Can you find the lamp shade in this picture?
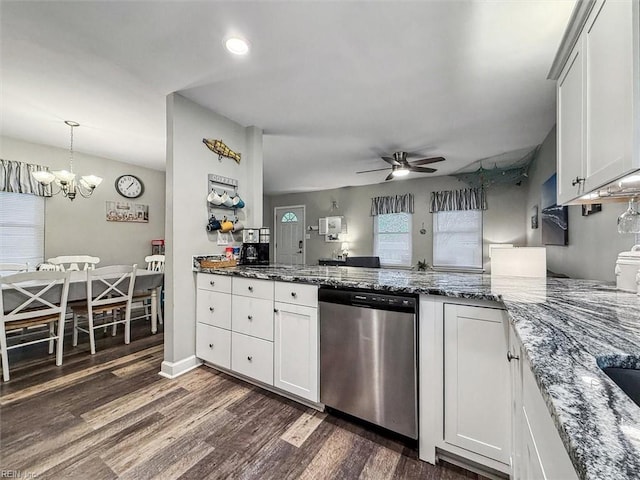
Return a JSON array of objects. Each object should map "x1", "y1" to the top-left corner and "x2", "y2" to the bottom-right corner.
[
  {"x1": 81, "y1": 175, "x2": 103, "y2": 188},
  {"x1": 52, "y1": 170, "x2": 76, "y2": 184},
  {"x1": 341, "y1": 242, "x2": 349, "y2": 251},
  {"x1": 32, "y1": 170, "x2": 56, "y2": 185}
]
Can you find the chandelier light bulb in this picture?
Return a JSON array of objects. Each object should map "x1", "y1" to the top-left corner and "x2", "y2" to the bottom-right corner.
[{"x1": 225, "y1": 37, "x2": 250, "y2": 55}]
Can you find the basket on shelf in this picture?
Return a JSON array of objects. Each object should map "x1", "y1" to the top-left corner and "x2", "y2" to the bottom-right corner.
[{"x1": 200, "y1": 258, "x2": 237, "y2": 269}]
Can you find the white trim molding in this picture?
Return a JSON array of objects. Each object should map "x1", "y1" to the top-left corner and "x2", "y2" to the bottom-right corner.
[{"x1": 159, "y1": 355, "x2": 203, "y2": 379}]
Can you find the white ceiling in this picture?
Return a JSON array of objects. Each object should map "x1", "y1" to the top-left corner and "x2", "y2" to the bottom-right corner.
[{"x1": 0, "y1": 0, "x2": 575, "y2": 195}]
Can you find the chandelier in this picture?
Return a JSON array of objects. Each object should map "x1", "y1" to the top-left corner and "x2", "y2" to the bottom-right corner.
[{"x1": 32, "y1": 120, "x2": 103, "y2": 200}]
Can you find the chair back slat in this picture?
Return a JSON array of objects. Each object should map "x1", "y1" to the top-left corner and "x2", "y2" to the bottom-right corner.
[
  {"x1": 144, "y1": 255, "x2": 165, "y2": 273},
  {"x1": 1, "y1": 271, "x2": 71, "y2": 324},
  {"x1": 86, "y1": 265, "x2": 137, "y2": 311},
  {"x1": 48, "y1": 255, "x2": 100, "y2": 272}
]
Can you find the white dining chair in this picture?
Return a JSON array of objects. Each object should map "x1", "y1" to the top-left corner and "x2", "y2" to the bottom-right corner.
[
  {"x1": 71, "y1": 265, "x2": 137, "y2": 355},
  {"x1": 0, "y1": 263, "x2": 29, "y2": 274},
  {"x1": 0, "y1": 271, "x2": 71, "y2": 381},
  {"x1": 130, "y1": 255, "x2": 165, "y2": 332},
  {"x1": 47, "y1": 255, "x2": 100, "y2": 272}
]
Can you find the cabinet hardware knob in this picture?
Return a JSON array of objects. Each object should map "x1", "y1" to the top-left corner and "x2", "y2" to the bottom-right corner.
[
  {"x1": 507, "y1": 351, "x2": 520, "y2": 362},
  {"x1": 210, "y1": 281, "x2": 215, "y2": 286},
  {"x1": 247, "y1": 356, "x2": 252, "y2": 361},
  {"x1": 248, "y1": 315, "x2": 253, "y2": 320},
  {"x1": 274, "y1": 308, "x2": 279, "y2": 313},
  {"x1": 248, "y1": 286, "x2": 254, "y2": 292},
  {"x1": 209, "y1": 343, "x2": 214, "y2": 348},
  {"x1": 291, "y1": 292, "x2": 297, "y2": 298},
  {"x1": 209, "y1": 307, "x2": 214, "y2": 312},
  {"x1": 571, "y1": 177, "x2": 585, "y2": 186}
]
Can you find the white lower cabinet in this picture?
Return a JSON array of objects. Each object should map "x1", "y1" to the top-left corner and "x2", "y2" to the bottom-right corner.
[
  {"x1": 509, "y1": 326, "x2": 578, "y2": 480},
  {"x1": 273, "y1": 301, "x2": 319, "y2": 402},
  {"x1": 231, "y1": 332, "x2": 274, "y2": 385},
  {"x1": 443, "y1": 303, "x2": 511, "y2": 465},
  {"x1": 196, "y1": 323, "x2": 231, "y2": 369}
]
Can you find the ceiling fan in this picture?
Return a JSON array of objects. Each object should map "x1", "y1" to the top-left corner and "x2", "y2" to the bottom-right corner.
[{"x1": 356, "y1": 151, "x2": 445, "y2": 181}]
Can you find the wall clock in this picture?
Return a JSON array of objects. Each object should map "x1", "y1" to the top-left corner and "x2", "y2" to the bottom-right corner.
[{"x1": 115, "y1": 174, "x2": 144, "y2": 199}]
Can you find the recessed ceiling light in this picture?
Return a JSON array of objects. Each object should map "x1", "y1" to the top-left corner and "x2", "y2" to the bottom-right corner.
[{"x1": 225, "y1": 37, "x2": 250, "y2": 56}]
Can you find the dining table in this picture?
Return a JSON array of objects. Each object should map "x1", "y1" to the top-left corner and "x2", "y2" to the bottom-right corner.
[{"x1": 1, "y1": 269, "x2": 165, "y2": 334}]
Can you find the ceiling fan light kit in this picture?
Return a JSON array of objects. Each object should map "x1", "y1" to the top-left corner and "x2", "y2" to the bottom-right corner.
[{"x1": 356, "y1": 151, "x2": 446, "y2": 181}]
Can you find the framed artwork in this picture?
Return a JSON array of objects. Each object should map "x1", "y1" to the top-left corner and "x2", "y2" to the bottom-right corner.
[
  {"x1": 541, "y1": 174, "x2": 568, "y2": 246},
  {"x1": 531, "y1": 205, "x2": 539, "y2": 229},
  {"x1": 106, "y1": 201, "x2": 149, "y2": 223},
  {"x1": 582, "y1": 203, "x2": 602, "y2": 216}
]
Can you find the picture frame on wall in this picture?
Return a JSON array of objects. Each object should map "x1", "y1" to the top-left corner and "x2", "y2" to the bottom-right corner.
[
  {"x1": 540, "y1": 174, "x2": 568, "y2": 246},
  {"x1": 106, "y1": 201, "x2": 149, "y2": 223},
  {"x1": 531, "y1": 205, "x2": 539, "y2": 229}
]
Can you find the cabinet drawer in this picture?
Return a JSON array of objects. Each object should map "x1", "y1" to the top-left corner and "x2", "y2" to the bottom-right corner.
[
  {"x1": 197, "y1": 273, "x2": 232, "y2": 293},
  {"x1": 232, "y1": 277, "x2": 274, "y2": 300},
  {"x1": 232, "y1": 296, "x2": 274, "y2": 341},
  {"x1": 231, "y1": 332, "x2": 274, "y2": 385},
  {"x1": 275, "y1": 281, "x2": 318, "y2": 307},
  {"x1": 196, "y1": 290, "x2": 231, "y2": 329},
  {"x1": 196, "y1": 323, "x2": 231, "y2": 369}
]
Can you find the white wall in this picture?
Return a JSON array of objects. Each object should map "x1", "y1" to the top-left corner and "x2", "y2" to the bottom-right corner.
[
  {"x1": 163, "y1": 93, "x2": 263, "y2": 376},
  {"x1": 0, "y1": 135, "x2": 165, "y2": 266},
  {"x1": 265, "y1": 175, "x2": 526, "y2": 271},
  {"x1": 525, "y1": 127, "x2": 630, "y2": 281}
]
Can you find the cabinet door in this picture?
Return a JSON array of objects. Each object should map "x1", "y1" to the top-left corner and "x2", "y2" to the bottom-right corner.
[
  {"x1": 274, "y1": 302, "x2": 318, "y2": 402},
  {"x1": 585, "y1": 0, "x2": 634, "y2": 188},
  {"x1": 196, "y1": 323, "x2": 231, "y2": 369},
  {"x1": 509, "y1": 326, "x2": 524, "y2": 480},
  {"x1": 557, "y1": 41, "x2": 585, "y2": 205},
  {"x1": 444, "y1": 304, "x2": 510, "y2": 465},
  {"x1": 196, "y1": 290, "x2": 231, "y2": 329}
]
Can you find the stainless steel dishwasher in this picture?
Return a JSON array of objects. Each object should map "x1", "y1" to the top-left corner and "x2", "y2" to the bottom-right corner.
[{"x1": 319, "y1": 288, "x2": 418, "y2": 439}]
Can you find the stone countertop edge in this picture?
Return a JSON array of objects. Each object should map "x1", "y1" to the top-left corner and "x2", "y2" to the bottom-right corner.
[{"x1": 193, "y1": 262, "x2": 640, "y2": 480}]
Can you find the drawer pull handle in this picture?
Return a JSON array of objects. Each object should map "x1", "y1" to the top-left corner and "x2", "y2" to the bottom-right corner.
[
  {"x1": 247, "y1": 356, "x2": 253, "y2": 362},
  {"x1": 247, "y1": 315, "x2": 253, "y2": 320},
  {"x1": 248, "y1": 286, "x2": 254, "y2": 292},
  {"x1": 210, "y1": 280, "x2": 215, "y2": 286},
  {"x1": 209, "y1": 307, "x2": 214, "y2": 312},
  {"x1": 507, "y1": 351, "x2": 520, "y2": 362},
  {"x1": 209, "y1": 343, "x2": 214, "y2": 349},
  {"x1": 571, "y1": 176, "x2": 585, "y2": 187},
  {"x1": 291, "y1": 292, "x2": 297, "y2": 298}
]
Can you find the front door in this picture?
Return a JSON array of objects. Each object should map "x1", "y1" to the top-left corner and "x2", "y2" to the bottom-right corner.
[{"x1": 275, "y1": 206, "x2": 305, "y2": 265}]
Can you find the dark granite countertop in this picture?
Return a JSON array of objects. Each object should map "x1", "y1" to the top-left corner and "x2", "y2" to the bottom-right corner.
[{"x1": 193, "y1": 261, "x2": 640, "y2": 480}]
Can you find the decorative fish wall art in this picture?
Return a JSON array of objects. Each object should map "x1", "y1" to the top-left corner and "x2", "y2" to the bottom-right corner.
[{"x1": 203, "y1": 138, "x2": 242, "y2": 164}]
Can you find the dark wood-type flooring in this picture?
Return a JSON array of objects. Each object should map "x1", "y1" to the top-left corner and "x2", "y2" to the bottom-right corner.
[{"x1": 1, "y1": 321, "x2": 489, "y2": 479}]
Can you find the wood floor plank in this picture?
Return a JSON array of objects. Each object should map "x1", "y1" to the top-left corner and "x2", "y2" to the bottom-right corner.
[
  {"x1": 40, "y1": 453, "x2": 118, "y2": 480},
  {"x1": 111, "y1": 356, "x2": 161, "y2": 377},
  {"x1": 297, "y1": 427, "x2": 358, "y2": 480},
  {"x1": 0, "y1": 344, "x2": 163, "y2": 406},
  {"x1": 359, "y1": 445, "x2": 402, "y2": 480},
  {"x1": 280, "y1": 408, "x2": 327, "y2": 448}
]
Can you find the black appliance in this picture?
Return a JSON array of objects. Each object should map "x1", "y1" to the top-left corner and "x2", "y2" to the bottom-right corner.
[{"x1": 239, "y1": 228, "x2": 270, "y2": 265}]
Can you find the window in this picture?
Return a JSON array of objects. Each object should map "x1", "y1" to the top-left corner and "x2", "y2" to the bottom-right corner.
[
  {"x1": 432, "y1": 210, "x2": 483, "y2": 270},
  {"x1": 0, "y1": 191, "x2": 45, "y2": 267},
  {"x1": 374, "y1": 213, "x2": 412, "y2": 267},
  {"x1": 281, "y1": 211, "x2": 298, "y2": 223}
]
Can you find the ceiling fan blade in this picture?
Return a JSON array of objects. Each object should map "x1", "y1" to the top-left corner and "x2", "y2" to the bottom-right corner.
[
  {"x1": 410, "y1": 156, "x2": 446, "y2": 166},
  {"x1": 409, "y1": 166, "x2": 437, "y2": 173},
  {"x1": 382, "y1": 156, "x2": 400, "y2": 166},
  {"x1": 385, "y1": 172, "x2": 394, "y2": 181},
  {"x1": 356, "y1": 168, "x2": 392, "y2": 174}
]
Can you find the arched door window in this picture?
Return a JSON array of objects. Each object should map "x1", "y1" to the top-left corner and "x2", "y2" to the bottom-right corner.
[{"x1": 281, "y1": 212, "x2": 298, "y2": 223}]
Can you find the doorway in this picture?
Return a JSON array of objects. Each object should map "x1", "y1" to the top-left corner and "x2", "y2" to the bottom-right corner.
[{"x1": 274, "y1": 205, "x2": 306, "y2": 265}]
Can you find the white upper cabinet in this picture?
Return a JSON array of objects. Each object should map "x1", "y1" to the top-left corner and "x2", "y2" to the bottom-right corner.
[{"x1": 553, "y1": 0, "x2": 639, "y2": 204}]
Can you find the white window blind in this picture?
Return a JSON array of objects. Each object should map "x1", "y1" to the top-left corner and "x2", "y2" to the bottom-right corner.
[
  {"x1": 374, "y1": 213, "x2": 412, "y2": 267},
  {"x1": 0, "y1": 191, "x2": 45, "y2": 267},
  {"x1": 433, "y1": 210, "x2": 483, "y2": 270}
]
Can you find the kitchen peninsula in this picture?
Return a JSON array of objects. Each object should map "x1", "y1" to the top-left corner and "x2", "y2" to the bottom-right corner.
[{"x1": 193, "y1": 260, "x2": 640, "y2": 480}]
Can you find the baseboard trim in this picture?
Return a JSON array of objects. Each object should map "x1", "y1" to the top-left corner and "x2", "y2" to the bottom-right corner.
[{"x1": 159, "y1": 355, "x2": 202, "y2": 379}]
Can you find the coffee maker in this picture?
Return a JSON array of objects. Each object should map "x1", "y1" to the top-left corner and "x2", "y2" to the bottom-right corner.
[{"x1": 239, "y1": 228, "x2": 270, "y2": 265}]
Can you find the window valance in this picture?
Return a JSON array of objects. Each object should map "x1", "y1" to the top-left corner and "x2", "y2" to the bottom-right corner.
[
  {"x1": 370, "y1": 194, "x2": 414, "y2": 216},
  {"x1": 0, "y1": 159, "x2": 51, "y2": 197},
  {"x1": 429, "y1": 187, "x2": 486, "y2": 213}
]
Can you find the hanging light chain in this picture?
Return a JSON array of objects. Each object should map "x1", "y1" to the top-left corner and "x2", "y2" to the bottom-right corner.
[{"x1": 68, "y1": 122, "x2": 74, "y2": 174}]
